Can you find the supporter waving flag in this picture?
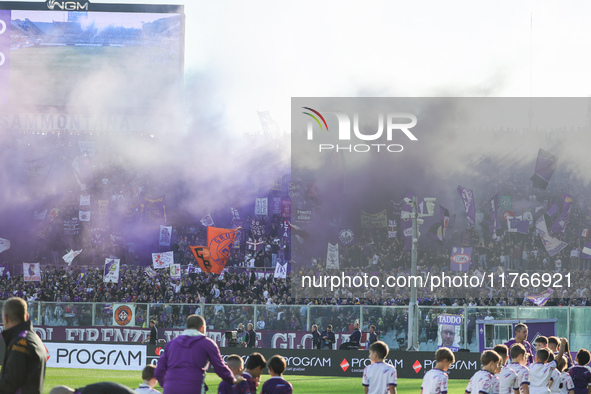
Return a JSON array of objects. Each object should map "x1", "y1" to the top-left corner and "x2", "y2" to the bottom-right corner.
[
  {"x1": 530, "y1": 148, "x2": 558, "y2": 190},
  {"x1": 207, "y1": 227, "x2": 239, "y2": 274},
  {"x1": 0, "y1": 237, "x2": 10, "y2": 253},
  {"x1": 62, "y1": 249, "x2": 82, "y2": 266},
  {"x1": 457, "y1": 185, "x2": 475, "y2": 227},
  {"x1": 525, "y1": 289, "x2": 554, "y2": 306}
]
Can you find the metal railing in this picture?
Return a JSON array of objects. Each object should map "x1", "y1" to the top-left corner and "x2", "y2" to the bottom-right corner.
[{"x1": 2, "y1": 301, "x2": 587, "y2": 351}]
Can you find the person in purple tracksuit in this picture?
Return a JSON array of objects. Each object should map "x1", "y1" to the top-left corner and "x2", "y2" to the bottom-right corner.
[{"x1": 155, "y1": 315, "x2": 242, "y2": 394}]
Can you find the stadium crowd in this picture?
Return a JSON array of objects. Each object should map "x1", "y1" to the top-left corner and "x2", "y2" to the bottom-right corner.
[{"x1": 2, "y1": 130, "x2": 591, "y2": 333}]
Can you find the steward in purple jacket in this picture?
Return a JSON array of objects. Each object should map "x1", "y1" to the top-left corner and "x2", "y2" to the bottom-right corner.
[{"x1": 155, "y1": 315, "x2": 240, "y2": 394}]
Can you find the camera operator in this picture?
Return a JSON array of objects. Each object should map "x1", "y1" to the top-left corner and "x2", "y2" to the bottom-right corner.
[{"x1": 236, "y1": 323, "x2": 248, "y2": 347}]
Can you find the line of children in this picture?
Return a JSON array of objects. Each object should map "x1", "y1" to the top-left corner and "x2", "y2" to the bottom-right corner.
[
  {"x1": 243, "y1": 353, "x2": 267, "y2": 393},
  {"x1": 508, "y1": 342, "x2": 531, "y2": 394},
  {"x1": 568, "y1": 349, "x2": 591, "y2": 394},
  {"x1": 261, "y1": 355, "x2": 293, "y2": 394},
  {"x1": 535, "y1": 337, "x2": 549, "y2": 352},
  {"x1": 548, "y1": 354, "x2": 574, "y2": 394},
  {"x1": 207, "y1": 339, "x2": 591, "y2": 394},
  {"x1": 493, "y1": 344, "x2": 519, "y2": 394},
  {"x1": 421, "y1": 347, "x2": 455, "y2": 394},
  {"x1": 135, "y1": 365, "x2": 160, "y2": 394},
  {"x1": 362, "y1": 340, "x2": 398, "y2": 394},
  {"x1": 218, "y1": 355, "x2": 250, "y2": 394},
  {"x1": 216, "y1": 353, "x2": 293, "y2": 394},
  {"x1": 529, "y1": 338, "x2": 566, "y2": 394},
  {"x1": 465, "y1": 350, "x2": 501, "y2": 394}
]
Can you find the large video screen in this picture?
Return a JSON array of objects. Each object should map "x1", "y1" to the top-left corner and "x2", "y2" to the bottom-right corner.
[{"x1": 0, "y1": 1, "x2": 184, "y2": 109}]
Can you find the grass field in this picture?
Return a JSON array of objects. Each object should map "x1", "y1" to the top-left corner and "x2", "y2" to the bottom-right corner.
[
  {"x1": 9, "y1": 46, "x2": 179, "y2": 107},
  {"x1": 44, "y1": 367, "x2": 470, "y2": 393}
]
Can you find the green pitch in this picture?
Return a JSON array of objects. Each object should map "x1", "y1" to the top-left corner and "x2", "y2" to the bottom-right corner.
[
  {"x1": 9, "y1": 46, "x2": 178, "y2": 107},
  {"x1": 44, "y1": 367, "x2": 469, "y2": 393}
]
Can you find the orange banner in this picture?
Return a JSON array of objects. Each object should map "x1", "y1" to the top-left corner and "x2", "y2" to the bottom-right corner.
[
  {"x1": 206, "y1": 226, "x2": 239, "y2": 274},
  {"x1": 189, "y1": 246, "x2": 213, "y2": 273}
]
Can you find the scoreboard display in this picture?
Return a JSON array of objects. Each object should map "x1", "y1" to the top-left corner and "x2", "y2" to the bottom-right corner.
[{"x1": 0, "y1": 1, "x2": 184, "y2": 110}]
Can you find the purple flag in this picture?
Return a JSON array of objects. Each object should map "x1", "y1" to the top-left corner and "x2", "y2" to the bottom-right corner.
[
  {"x1": 546, "y1": 202, "x2": 559, "y2": 218},
  {"x1": 427, "y1": 222, "x2": 443, "y2": 244},
  {"x1": 530, "y1": 148, "x2": 558, "y2": 190},
  {"x1": 145, "y1": 267, "x2": 158, "y2": 278},
  {"x1": 271, "y1": 197, "x2": 282, "y2": 214},
  {"x1": 550, "y1": 193, "x2": 573, "y2": 234},
  {"x1": 582, "y1": 242, "x2": 591, "y2": 259},
  {"x1": 76, "y1": 268, "x2": 86, "y2": 285},
  {"x1": 450, "y1": 247, "x2": 472, "y2": 272},
  {"x1": 517, "y1": 220, "x2": 529, "y2": 234},
  {"x1": 525, "y1": 289, "x2": 554, "y2": 306},
  {"x1": 401, "y1": 192, "x2": 414, "y2": 251},
  {"x1": 457, "y1": 186, "x2": 475, "y2": 227},
  {"x1": 535, "y1": 216, "x2": 568, "y2": 257}
]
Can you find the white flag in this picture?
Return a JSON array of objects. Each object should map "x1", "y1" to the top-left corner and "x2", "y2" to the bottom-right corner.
[
  {"x1": 200, "y1": 213, "x2": 214, "y2": 227},
  {"x1": 255, "y1": 197, "x2": 268, "y2": 216},
  {"x1": 23, "y1": 263, "x2": 41, "y2": 281},
  {"x1": 103, "y1": 259, "x2": 120, "y2": 283},
  {"x1": 152, "y1": 251, "x2": 173, "y2": 269},
  {"x1": 159, "y1": 225, "x2": 172, "y2": 246},
  {"x1": 535, "y1": 216, "x2": 568, "y2": 256},
  {"x1": 326, "y1": 243, "x2": 340, "y2": 269},
  {"x1": 0, "y1": 238, "x2": 10, "y2": 253},
  {"x1": 62, "y1": 249, "x2": 82, "y2": 265},
  {"x1": 80, "y1": 195, "x2": 91, "y2": 206},
  {"x1": 33, "y1": 210, "x2": 47, "y2": 220},
  {"x1": 79, "y1": 211, "x2": 91, "y2": 222},
  {"x1": 170, "y1": 263, "x2": 181, "y2": 279},
  {"x1": 274, "y1": 261, "x2": 287, "y2": 278}
]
